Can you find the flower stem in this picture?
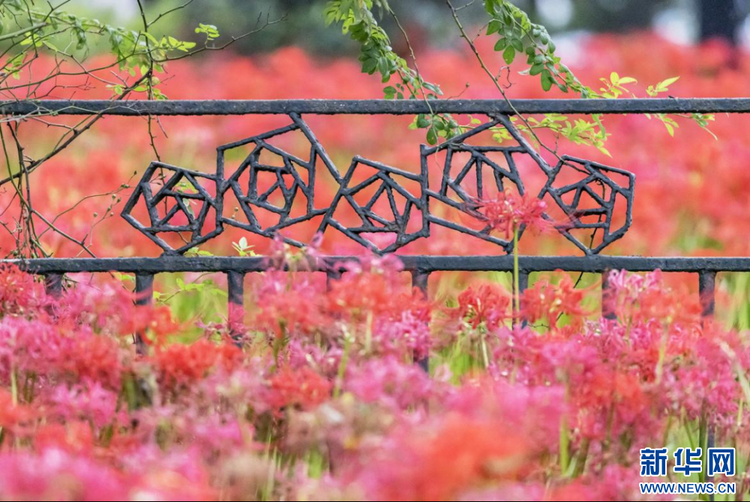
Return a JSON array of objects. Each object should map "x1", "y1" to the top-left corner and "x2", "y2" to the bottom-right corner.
[
  {"x1": 513, "y1": 226, "x2": 520, "y2": 318},
  {"x1": 560, "y1": 378, "x2": 570, "y2": 475},
  {"x1": 333, "y1": 330, "x2": 352, "y2": 398},
  {"x1": 10, "y1": 367, "x2": 17, "y2": 406}
]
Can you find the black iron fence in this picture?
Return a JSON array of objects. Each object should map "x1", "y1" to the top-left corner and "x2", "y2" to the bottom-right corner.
[{"x1": 1, "y1": 98, "x2": 748, "y2": 325}]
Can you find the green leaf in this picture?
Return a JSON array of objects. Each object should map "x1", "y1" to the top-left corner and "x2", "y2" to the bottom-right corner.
[
  {"x1": 503, "y1": 46, "x2": 516, "y2": 65},
  {"x1": 426, "y1": 126, "x2": 437, "y2": 145},
  {"x1": 541, "y1": 70, "x2": 553, "y2": 92},
  {"x1": 659, "y1": 76, "x2": 680, "y2": 89}
]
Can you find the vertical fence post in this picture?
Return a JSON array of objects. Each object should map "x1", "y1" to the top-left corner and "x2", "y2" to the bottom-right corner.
[
  {"x1": 227, "y1": 271, "x2": 245, "y2": 347},
  {"x1": 44, "y1": 273, "x2": 64, "y2": 298},
  {"x1": 699, "y1": 271, "x2": 716, "y2": 319},
  {"x1": 602, "y1": 269, "x2": 617, "y2": 320},
  {"x1": 134, "y1": 273, "x2": 154, "y2": 356},
  {"x1": 411, "y1": 270, "x2": 430, "y2": 372},
  {"x1": 699, "y1": 270, "x2": 717, "y2": 496},
  {"x1": 326, "y1": 269, "x2": 341, "y2": 291},
  {"x1": 516, "y1": 271, "x2": 529, "y2": 328}
]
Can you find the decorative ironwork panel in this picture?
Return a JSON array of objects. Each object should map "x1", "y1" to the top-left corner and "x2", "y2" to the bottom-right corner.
[
  {"x1": 122, "y1": 162, "x2": 222, "y2": 254},
  {"x1": 122, "y1": 113, "x2": 636, "y2": 256},
  {"x1": 541, "y1": 156, "x2": 635, "y2": 255},
  {"x1": 217, "y1": 113, "x2": 341, "y2": 248},
  {"x1": 322, "y1": 156, "x2": 428, "y2": 253}
]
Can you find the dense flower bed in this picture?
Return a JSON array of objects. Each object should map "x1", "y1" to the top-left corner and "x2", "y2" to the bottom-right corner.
[{"x1": 0, "y1": 249, "x2": 747, "y2": 499}]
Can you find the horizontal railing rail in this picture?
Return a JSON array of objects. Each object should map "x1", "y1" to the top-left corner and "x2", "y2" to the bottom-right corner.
[
  {"x1": 6, "y1": 255, "x2": 750, "y2": 274},
  {"x1": 2, "y1": 98, "x2": 750, "y2": 116}
]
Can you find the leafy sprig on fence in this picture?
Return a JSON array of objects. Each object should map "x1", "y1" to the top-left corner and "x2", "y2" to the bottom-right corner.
[
  {"x1": 325, "y1": 0, "x2": 460, "y2": 144},
  {"x1": 327, "y1": 0, "x2": 715, "y2": 153}
]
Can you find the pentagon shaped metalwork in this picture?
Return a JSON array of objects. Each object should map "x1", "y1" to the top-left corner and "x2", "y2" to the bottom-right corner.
[
  {"x1": 121, "y1": 162, "x2": 222, "y2": 255},
  {"x1": 421, "y1": 115, "x2": 551, "y2": 253},
  {"x1": 322, "y1": 156, "x2": 428, "y2": 254},
  {"x1": 217, "y1": 113, "x2": 342, "y2": 247},
  {"x1": 540, "y1": 155, "x2": 635, "y2": 255}
]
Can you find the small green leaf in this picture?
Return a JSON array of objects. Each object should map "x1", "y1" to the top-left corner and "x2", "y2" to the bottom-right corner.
[
  {"x1": 541, "y1": 70, "x2": 553, "y2": 92},
  {"x1": 426, "y1": 127, "x2": 437, "y2": 145}
]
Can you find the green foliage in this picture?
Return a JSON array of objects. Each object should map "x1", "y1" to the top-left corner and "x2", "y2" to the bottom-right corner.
[
  {"x1": 485, "y1": 0, "x2": 584, "y2": 95},
  {"x1": 195, "y1": 23, "x2": 220, "y2": 41},
  {"x1": 325, "y1": 0, "x2": 717, "y2": 153},
  {"x1": 232, "y1": 237, "x2": 256, "y2": 257},
  {"x1": 0, "y1": 0, "x2": 214, "y2": 100},
  {"x1": 325, "y1": 0, "x2": 460, "y2": 144}
]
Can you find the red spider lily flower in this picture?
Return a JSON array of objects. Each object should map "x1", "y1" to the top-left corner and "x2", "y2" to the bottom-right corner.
[
  {"x1": 605, "y1": 270, "x2": 702, "y2": 325},
  {"x1": 359, "y1": 415, "x2": 530, "y2": 501},
  {"x1": 0, "y1": 449, "x2": 129, "y2": 500},
  {"x1": 154, "y1": 339, "x2": 242, "y2": 389},
  {"x1": 344, "y1": 356, "x2": 438, "y2": 410},
  {"x1": 256, "y1": 287, "x2": 329, "y2": 339},
  {"x1": 372, "y1": 311, "x2": 433, "y2": 360},
  {"x1": 0, "y1": 265, "x2": 49, "y2": 316},
  {"x1": 475, "y1": 189, "x2": 551, "y2": 238},
  {"x1": 455, "y1": 283, "x2": 512, "y2": 331},
  {"x1": 0, "y1": 388, "x2": 35, "y2": 432},
  {"x1": 34, "y1": 422, "x2": 96, "y2": 455},
  {"x1": 265, "y1": 366, "x2": 331, "y2": 413},
  {"x1": 521, "y1": 274, "x2": 592, "y2": 328},
  {"x1": 57, "y1": 334, "x2": 125, "y2": 390},
  {"x1": 254, "y1": 269, "x2": 329, "y2": 338},
  {"x1": 326, "y1": 254, "x2": 408, "y2": 320}
]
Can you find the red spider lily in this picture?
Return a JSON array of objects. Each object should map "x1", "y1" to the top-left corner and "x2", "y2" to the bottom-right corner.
[
  {"x1": 344, "y1": 356, "x2": 437, "y2": 410},
  {"x1": 605, "y1": 269, "x2": 702, "y2": 325},
  {"x1": 455, "y1": 283, "x2": 512, "y2": 331},
  {"x1": 256, "y1": 287, "x2": 329, "y2": 339},
  {"x1": 265, "y1": 366, "x2": 331, "y2": 413},
  {"x1": 34, "y1": 422, "x2": 97, "y2": 455},
  {"x1": 325, "y1": 254, "x2": 410, "y2": 320},
  {"x1": 521, "y1": 275, "x2": 593, "y2": 328},
  {"x1": 0, "y1": 388, "x2": 35, "y2": 432},
  {"x1": 359, "y1": 415, "x2": 530, "y2": 501},
  {"x1": 56, "y1": 335, "x2": 125, "y2": 390},
  {"x1": 0, "y1": 266, "x2": 49, "y2": 316},
  {"x1": 476, "y1": 190, "x2": 551, "y2": 238},
  {"x1": 154, "y1": 339, "x2": 242, "y2": 389}
]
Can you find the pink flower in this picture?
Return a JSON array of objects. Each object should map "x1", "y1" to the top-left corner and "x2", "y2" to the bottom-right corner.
[
  {"x1": 49, "y1": 380, "x2": 122, "y2": 429},
  {"x1": 345, "y1": 356, "x2": 438, "y2": 410}
]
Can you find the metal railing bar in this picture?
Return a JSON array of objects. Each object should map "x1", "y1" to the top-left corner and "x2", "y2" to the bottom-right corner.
[
  {"x1": 6, "y1": 256, "x2": 750, "y2": 274},
  {"x1": 43, "y1": 273, "x2": 64, "y2": 298},
  {"x1": 2, "y1": 98, "x2": 750, "y2": 116},
  {"x1": 134, "y1": 273, "x2": 154, "y2": 356},
  {"x1": 602, "y1": 269, "x2": 617, "y2": 320},
  {"x1": 226, "y1": 271, "x2": 245, "y2": 347},
  {"x1": 699, "y1": 270, "x2": 717, "y2": 319},
  {"x1": 410, "y1": 270, "x2": 431, "y2": 373}
]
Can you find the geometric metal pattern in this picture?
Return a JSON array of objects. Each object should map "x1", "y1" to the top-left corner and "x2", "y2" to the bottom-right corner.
[
  {"x1": 217, "y1": 113, "x2": 341, "y2": 247},
  {"x1": 421, "y1": 116, "x2": 546, "y2": 253},
  {"x1": 322, "y1": 156, "x2": 428, "y2": 253},
  {"x1": 122, "y1": 113, "x2": 636, "y2": 256},
  {"x1": 121, "y1": 161, "x2": 222, "y2": 254},
  {"x1": 540, "y1": 155, "x2": 635, "y2": 255}
]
